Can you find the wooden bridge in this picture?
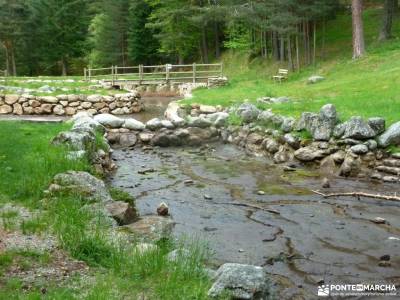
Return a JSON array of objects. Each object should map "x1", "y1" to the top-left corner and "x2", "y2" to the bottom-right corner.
[{"x1": 84, "y1": 63, "x2": 223, "y2": 85}]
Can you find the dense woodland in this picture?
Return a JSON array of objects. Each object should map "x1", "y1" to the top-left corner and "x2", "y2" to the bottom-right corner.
[{"x1": 0, "y1": 0, "x2": 398, "y2": 76}]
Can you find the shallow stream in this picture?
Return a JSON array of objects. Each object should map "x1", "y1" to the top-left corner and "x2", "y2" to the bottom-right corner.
[{"x1": 108, "y1": 97, "x2": 400, "y2": 299}]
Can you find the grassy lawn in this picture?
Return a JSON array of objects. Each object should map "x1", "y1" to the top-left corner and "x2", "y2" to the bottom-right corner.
[
  {"x1": 0, "y1": 122, "x2": 214, "y2": 299},
  {"x1": 186, "y1": 8, "x2": 400, "y2": 125}
]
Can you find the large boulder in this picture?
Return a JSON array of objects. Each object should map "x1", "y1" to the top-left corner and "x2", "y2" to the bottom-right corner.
[
  {"x1": 105, "y1": 201, "x2": 137, "y2": 225},
  {"x1": 49, "y1": 171, "x2": 112, "y2": 202},
  {"x1": 123, "y1": 118, "x2": 145, "y2": 131},
  {"x1": 187, "y1": 116, "x2": 212, "y2": 128},
  {"x1": 52, "y1": 130, "x2": 95, "y2": 152},
  {"x1": 72, "y1": 116, "x2": 104, "y2": 134},
  {"x1": 294, "y1": 146, "x2": 328, "y2": 162},
  {"x1": 342, "y1": 116, "x2": 376, "y2": 140},
  {"x1": 296, "y1": 104, "x2": 337, "y2": 141},
  {"x1": 0, "y1": 105, "x2": 12, "y2": 114},
  {"x1": 94, "y1": 113, "x2": 124, "y2": 128},
  {"x1": 236, "y1": 103, "x2": 260, "y2": 123},
  {"x1": 368, "y1": 117, "x2": 385, "y2": 135},
  {"x1": 146, "y1": 118, "x2": 163, "y2": 131},
  {"x1": 208, "y1": 263, "x2": 271, "y2": 299},
  {"x1": 378, "y1": 121, "x2": 400, "y2": 147},
  {"x1": 206, "y1": 112, "x2": 229, "y2": 127},
  {"x1": 313, "y1": 104, "x2": 337, "y2": 141},
  {"x1": 122, "y1": 215, "x2": 175, "y2": 242},
  {"x1": 164, "y1": 102, "x2": 186, "y2": 126},
  {"x1": 308, "y1": 75, "x2": 325, "y2": 84}
]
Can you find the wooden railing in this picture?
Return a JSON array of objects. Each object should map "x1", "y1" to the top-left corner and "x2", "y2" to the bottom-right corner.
[{"x1": 84, "y1": 63, "x2": 223, "y2": 84}]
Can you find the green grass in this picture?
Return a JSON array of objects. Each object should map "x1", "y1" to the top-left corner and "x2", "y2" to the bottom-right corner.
[
  {"x1": 0, "y1": 121, "x2": 91, "y2": 207},
  {"x1": 186, "y1": 8, "x2": 400, "y2": 125},
  {"x1": 0, "y1": 121, "x2": 217, "y2": 299}
]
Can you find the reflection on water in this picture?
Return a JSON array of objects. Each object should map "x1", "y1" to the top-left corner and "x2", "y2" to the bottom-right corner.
[{"x1": 130, "y1": 96, "x2": 181, "y2": 123}]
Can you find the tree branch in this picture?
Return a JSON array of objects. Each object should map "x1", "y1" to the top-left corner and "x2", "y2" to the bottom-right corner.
[{"x1": 312, "y1": 190, "x2": 400, "y2": 202}]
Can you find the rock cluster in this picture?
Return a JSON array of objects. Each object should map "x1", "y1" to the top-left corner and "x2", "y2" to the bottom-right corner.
[{"x1": 0, "y1": 92, "x2": 142, "y2": 116}]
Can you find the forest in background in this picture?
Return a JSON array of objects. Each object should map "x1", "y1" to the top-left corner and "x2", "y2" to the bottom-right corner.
[{"x1": 0, "y1": 0, "x2": 398, "y2": 76}]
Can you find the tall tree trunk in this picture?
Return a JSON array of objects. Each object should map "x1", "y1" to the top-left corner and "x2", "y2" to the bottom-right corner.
[
  {"x1": 3, "y1": 43, "x2": 10, "y2": 75},
  {"x1": 296, "y1": 33, "x2": 300, "y2": 71},
  {"x1": 313, "y1": 21, "x2": 317, "y2": 65},
  {"x1": 272, "y1": 32, "x2": 279, "y2": 61},
  {"x1": 379, "y1": 0, "x2": 395, "y2": 41},
  {"x1": 11, "y1": 47, "x2": 16, "y2": 76},
  {"x1": 279, "y1": 37, "x2": 285, "y2": 62},
  {"x1": 287, "y1": 36, "x2": 293, "y2": 70},
  {"x1": 61, "y1": 57, "x2": 67, "y2": 76},
  {"x1": 214, "y1": 22, "x2": 220, "y2": 59},
  {"x1": 201, "y1": 26, "x2": 209, "y2": 64},
  {"x1": 352, "y1": 0, "x2": 365, "y2": 59}
]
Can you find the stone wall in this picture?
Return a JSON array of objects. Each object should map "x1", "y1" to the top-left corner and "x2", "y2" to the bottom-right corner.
[{"x1": 0, "y1": 92, "x2": 142, "y2": 116}]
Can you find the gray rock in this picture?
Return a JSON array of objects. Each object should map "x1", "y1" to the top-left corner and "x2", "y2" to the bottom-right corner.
[
  {"x1": 86, "y1": 94, "x2": 103, "y2": 103},
  {"x1": 164, "y1": 102, "x2": 186, "y2": 126},
  {"x1": 257, "y1": 110, "x2": 275, "y2": 124},
  {"x1": 340, "y1": 154, "x2": 361, "y2": 177},
  {"x1": 39, "y1": 96, "x2": 59, "y2": 104},
  {"x1": 313, "y1": 104, "x2": 337, "y2": 141},
  {"x1": 283, "y1": 133, "x2": 300, "y2": 149},
  {"x1": 273, "y1": 145, "x2": 293, "y2": 163},
  {"x1": 364, "y1": 139, "x2": 378, "y2": 151},
  {"x1": 263, "y1": 138, "x2": 280, "y2": 154},
  {"x1": 296, "y1": 112, "x2": 318, "y2": 132},
  {"x1": 207, "y1": 112, "x2": 229, "y2": 127},
  {"x1": 378, "y1": 121, "x2": 400, "y2": 147},
  {"x1": 122, "y1": 215, "x2": 175, "y2": 242},
  {"x1": 123, "y1": 118, "x2": 145, "y2": 131},
  {"x1": 208, "y1": 263, "x2": 270, "y2": 299},
  {"x1": 333, "y1": 123, "x2": 346, "y2": 138},
  {"x1": 105, "y1": 201, "x2": 137, "y2": 225},
  {"x1": 199, "y1": 105, "x2": 217, "y2": 114},
  {"x1": 308, "y1": 75, "x2": 325, "y2": 84},
  {"x1": 281, "y1": 117, "x2": 295, "y2": 133},
  {"x1": 342, "y1": 116, "x2": 376, "y2": 140},
  {"x1": 94, "y1": 114, "x2": 124, "y2": 128},
  {"x1": 368, "y1": 117, "x2": 385, "y2": 135},
  {"x1": 72, "y1": 117, "x2": 104, "y2": 134},
  {"x1": 146, "y1": 118, "x2": 163, "y2": 131},
  {"x1": 50, "y1": 171, "x2": 112, "y2": 202},
  {"x1": 161, "y1": 120, "x2": 175, "y2": 129},
  {"x1": 0, "y1": 105, "x2": 12, "y2": 114},
  {"x1": 187, "y1": 116, "x2": 212, "y2": 128},
  {"x1": 52, "y1": 130, "x2": 95, "y2": 152},
  {"x1": 350, "y1": 144, "x2": 369, "y2": 155},
  {"x1": 151, "y1": 131, "x2": 181, "y2": 147},
  {"x1": 294, "y1": 147, "x2": 327, "y2": 162},
  {"x1": 237, "y1": 103, "x2": 260, "y2": 123},
  {"x1": 119, "y1": 133, "x2": 137, "y2": 147},
  {"x1": 37, "y1": 85, "x2": 56, "y2": 93}
]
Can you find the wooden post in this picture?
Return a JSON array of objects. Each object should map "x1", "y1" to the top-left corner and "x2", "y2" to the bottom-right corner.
[
  {"x1": 111, "y1": 65, "x2": 114, "y2": 85},
  {"x1": 165, "y1": 64, "x2": 170, "y2": 82},
  {"x1": 84, "y1": 68, "x2": 87, "y2": 81},
  {"x1": 114, "y1": 65, "x2": 118, "y2": 83},
  {"x1": 220, "y1": 63, "x2": 223, "y2": 77},
  {"x1": 139, "y1": 64, "x2": 143, "y2": 84},
  {"x1": 88, "y1": 67, "x2": 91, "y2": 81},
  {"x1": 193, "y1": 63, "x2": 196, "y2": 83}
]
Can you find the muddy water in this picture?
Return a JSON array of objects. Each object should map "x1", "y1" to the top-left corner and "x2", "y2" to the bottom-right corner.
[
  {"x1": 109, "y1": 144, "x2": 400, "y2": 299},
  {"x1": 129, "y1": 96, "x2": 180, "y2": 123}
]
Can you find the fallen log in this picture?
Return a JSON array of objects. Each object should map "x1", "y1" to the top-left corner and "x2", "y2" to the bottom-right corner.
[{"x1": 312, "y1": 190, "x2": 400, "y2": 202}]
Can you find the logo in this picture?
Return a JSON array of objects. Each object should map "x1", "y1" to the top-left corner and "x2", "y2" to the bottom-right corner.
[{"x1": 318, "y1": 285, "x2": 330, "y2": 297}]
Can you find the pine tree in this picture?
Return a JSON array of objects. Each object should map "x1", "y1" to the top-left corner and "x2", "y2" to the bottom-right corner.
[
  {"x1": 30, "y1": 0, "x2": 90, "y2": 75},
  {"x1": 351, "y1": 0, "x2": 365, "y2": 59}
]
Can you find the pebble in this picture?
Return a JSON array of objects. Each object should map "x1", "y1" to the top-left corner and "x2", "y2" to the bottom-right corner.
[
  {"x1": 204, "y1": 194, "x2": 213, "y2": 200},
  {"x1": 372, "y1": 217, "x2": 386, "y2": 224},
  {"x1": 380, "y1": 254, "x2": 391, "y2": 261},
  {"x1": 184, "y1": 179, "x2": 194, "y2": 185},
  {"x1": 378, "y1": 261, "x2": 391, "y2": 267},
  {"x1": 238, "y1": 249, "x2": 245, "y2": 253},
  {"x1": 322, "y1": 177, "x2": 330, "y2": 188},
  {"x1": 257, "y1": 190, "x2": 265, "y2": 195},
  {"x1": 157, "y1": 202, "x2": 169, "y2": 216}
]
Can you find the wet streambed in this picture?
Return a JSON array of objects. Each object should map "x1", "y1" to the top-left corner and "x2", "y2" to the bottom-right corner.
[{"x1": 109, "y1": 143, "x2": 400, "y2": 299}]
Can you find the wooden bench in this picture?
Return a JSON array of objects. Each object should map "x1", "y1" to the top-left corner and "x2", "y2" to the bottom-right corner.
[{"x1": 272, "y1": 69, "x2": 288, "y2": 83}]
